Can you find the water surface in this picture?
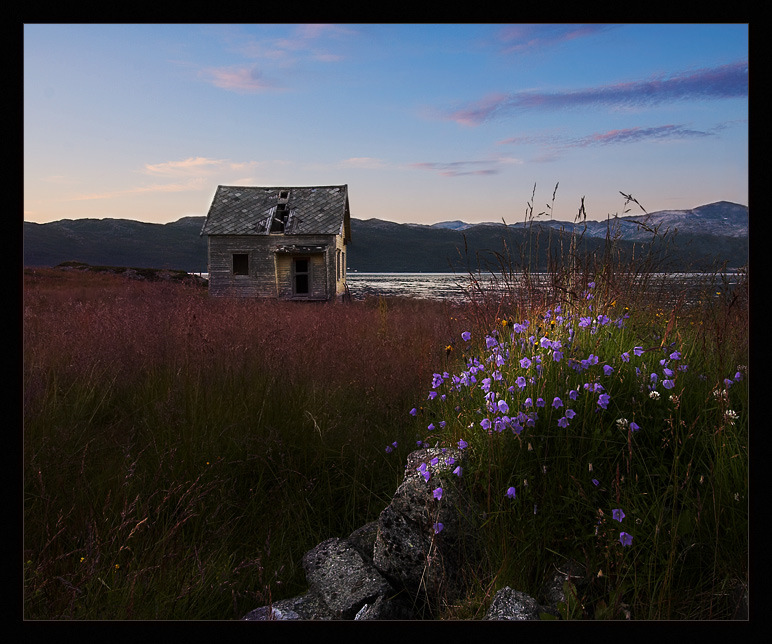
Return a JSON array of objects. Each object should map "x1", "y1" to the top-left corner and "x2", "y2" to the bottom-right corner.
[{"x1": 345, "y1": 271, "x2": 742, "y2": 303}]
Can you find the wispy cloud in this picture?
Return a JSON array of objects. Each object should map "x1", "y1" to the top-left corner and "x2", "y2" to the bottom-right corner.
[
  {"x1": 495, "y1": 24, "x2": 616, "y2": 54},
  {"x1": 142, "y1": 156, "x2": 263, "y2": 176},
  {"x1": 502, "y1": 124, "x2": 714, "y2": 148},
  {"x1": 338, "y1": 157, "x2": 388, "y2": 169},
  {"x1": 570, "y1": 124, "x2": 713, "y2": 147},
  {"x1": 200, "y1": 24, "x2": 354, "y2": 93},
  {"x1": 69, "y1": 157, "x2": 286, "y2": 201},
  {"x1": 499, "y1": 123, "x2": 723, "y2": 163},
  {"x1": 198, "y1": 65, "x2": 282, "y2": 94},
  {"x1": 254, "y1": 23, "x2": 354, "y2": 61},
  {"x1": 410, "y1": 156, "x2": 522, "y2": 177},
  {"x1": 444, "y1": 61, "x2": 748, "y2": 125}
]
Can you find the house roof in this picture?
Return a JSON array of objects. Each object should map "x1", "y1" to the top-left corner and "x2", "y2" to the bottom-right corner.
[{"x1": 200, "y1": 185, "x2": 350, "y2": 239}]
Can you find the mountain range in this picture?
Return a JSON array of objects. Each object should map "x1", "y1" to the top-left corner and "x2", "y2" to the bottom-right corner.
[{"x1": 23, "y1": 201, "x2": 748, "y2": 273}]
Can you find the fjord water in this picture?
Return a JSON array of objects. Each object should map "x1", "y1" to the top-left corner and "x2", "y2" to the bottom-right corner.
[
  {"x1": 346, "y1": 273, "x2": 470, "y2": 300},
  {"x1": 345, "y1": 272, "x2": 742, "y2": 302},
  {"x1": 193, "y1": 272, "x2": 742, "y2": 302}
]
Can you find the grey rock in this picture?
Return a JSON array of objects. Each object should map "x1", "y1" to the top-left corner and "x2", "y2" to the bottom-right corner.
[
  {"x1": 484, "y1": 587, "x2": 546, "y2": 621},
  {"x1": 354, "y1": 593, "x2": 417, "y2": 620},
  {"x1": 242, "y1": 605, "x2": 301, "y2": 621},
  {"x1": 242, "y1": 592, "x2": 333, "y2": 620},
  {"x1": 243, "y1": 448, "x2": 479, "y2": 621},
  {"x1": 302, "y1": 537, "x2": 393, "y2": 619},
  {"x1": 346, "y1": 520, "x2": 379, "y2": 565},
  {"x1": 372, "y1": 447, "x2": 480, "y2": 606}
]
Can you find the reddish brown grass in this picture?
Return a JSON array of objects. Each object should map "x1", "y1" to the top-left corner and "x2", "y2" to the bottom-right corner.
[{"x1": 23, "y1": 267, "x2": 476, "y2": 421}]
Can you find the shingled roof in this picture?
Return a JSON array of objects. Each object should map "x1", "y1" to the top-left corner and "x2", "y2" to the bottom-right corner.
[{"x1": 200, "y1": 185, "x2": 350, "y2": 238}]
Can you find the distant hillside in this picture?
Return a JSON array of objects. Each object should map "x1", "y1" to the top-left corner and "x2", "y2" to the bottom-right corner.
[
  {"x1": 23, "y1": 217, "x2": 209, "y2": 272},
  {"x1": 347, "y1": 201, "x2": 748, "y2": 272},
  {"x1": 23, "y1": 201, "x2": 748, "y2": 273},
  {"x1": 485, "y1": 200, "x2": 749, "y2": 242}
]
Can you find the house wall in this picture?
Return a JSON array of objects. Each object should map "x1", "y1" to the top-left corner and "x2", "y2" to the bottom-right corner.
[{"x1": 207, "y1": 234, "x2": 343, "y2": 299}]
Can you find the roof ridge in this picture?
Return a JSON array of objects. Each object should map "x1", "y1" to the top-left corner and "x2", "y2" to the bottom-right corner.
[
  {"x1": 216, "y1": 184, "x2": 347, "y2": 190},
  {"x1": 201, "y1": 184, "x2": 350, "y2": 238}
]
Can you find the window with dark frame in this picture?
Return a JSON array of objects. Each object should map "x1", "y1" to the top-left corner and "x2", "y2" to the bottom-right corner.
[{"x1": 232, "y1": 253, "x2": 249, "y2": 275}]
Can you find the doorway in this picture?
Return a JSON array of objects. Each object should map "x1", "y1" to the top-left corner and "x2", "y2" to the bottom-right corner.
[{"x1": 293, "y1": 258, "x2": 309, "y2": 295}]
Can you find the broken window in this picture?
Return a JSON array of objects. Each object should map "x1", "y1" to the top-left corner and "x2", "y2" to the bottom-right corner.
[
  {"x1": 271, "y1": 203, "x2": 288, "y2": 232},
  {"x1": 294, "y1": 258, "x2": 309, "y2": 294},
  {"x1": 232, "y1": 253, "x2": 249, "y2": 275}
]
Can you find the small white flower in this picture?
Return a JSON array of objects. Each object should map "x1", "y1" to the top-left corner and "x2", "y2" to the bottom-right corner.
[{"x1": 649, "y1": 390, "x2": 660, "y2": 400}]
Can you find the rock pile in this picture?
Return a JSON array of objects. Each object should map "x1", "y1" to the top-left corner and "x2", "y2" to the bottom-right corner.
[
  {"x1": 242, "y1": 446, "x2": 587, "y2": 621},
  {"x1": 242, "y1": 446, "x2": 748, "y2": 620}
]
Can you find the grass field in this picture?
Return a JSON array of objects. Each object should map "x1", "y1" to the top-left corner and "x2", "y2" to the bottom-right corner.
[{"x1": 23, "y1": 253, "x2": 748, "y2": 619}]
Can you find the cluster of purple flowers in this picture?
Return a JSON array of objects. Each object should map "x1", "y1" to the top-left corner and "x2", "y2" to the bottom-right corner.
[
  {"x1": 406, "y1": 297, "x2": 660, "y2": 502},
  {"x1": 632, "y1": 345, "x2": 690, "y2": 395},
  {"x1": 435, "y1": 317, "x2": 641, "y2": 435},
  {"x1": 398, "y1": 284, "x2": 710, "y2": 544},
  {"x1": 613, "y1": 507, "x2": 633, "y2": 546}
]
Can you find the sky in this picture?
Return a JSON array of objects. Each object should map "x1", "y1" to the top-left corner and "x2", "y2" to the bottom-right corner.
[{"x1": 24, "y1": 23, "x2": 748, "y2": 226}]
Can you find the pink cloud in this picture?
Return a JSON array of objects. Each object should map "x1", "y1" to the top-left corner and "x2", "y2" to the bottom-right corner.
[
  {"x1": 443, "y1": 61, "x2": 748, "y2": 125},
  {"x1": 577, "y1": 125, "x2": 710, "y2": 146},
  {"x1": 338, "y1": 157, "x2": 387, "y2": 169},
  {"x1": 199, "y1": 65, "x2": 280, "y2": 93},
  {"x1": 237, "y1": 24, "x2": 351, "y2": 65},
  {"x1": 498, "y1": 123, "x2": 717, "y2": 163},
  {"x1": 444, "y1": 93, "x2": 510, "y2": 127},
  {"x1": 409, "y1": 160, "x2": 502, "y2": 177},
  {"x1": 143, "y1": 157, "x2": 228, "y2": 176},
  {"x1": 496, "y1": 24, "x2": 614, "y2": 54}
]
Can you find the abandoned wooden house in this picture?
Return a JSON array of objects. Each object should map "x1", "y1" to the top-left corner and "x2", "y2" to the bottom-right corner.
[{"x1": 200, "y1": 185, "x2": 351, "y2": 300}]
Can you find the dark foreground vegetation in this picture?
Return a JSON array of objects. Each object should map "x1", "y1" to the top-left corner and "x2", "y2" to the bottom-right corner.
[
  {"x1": 24, "y1": 220, "x2": 748, "y2": 619},
  {"x1": 24, "y1": 268, "x2": 473, "y2": 619}
]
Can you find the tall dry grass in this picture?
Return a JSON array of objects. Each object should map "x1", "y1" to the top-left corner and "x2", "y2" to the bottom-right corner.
[
  {"x1": 23, "y1": 267, "x2": 472, "y2": 619},
  {"x1": 23, "y1": 232, "x2": 748, "y2": 620}
]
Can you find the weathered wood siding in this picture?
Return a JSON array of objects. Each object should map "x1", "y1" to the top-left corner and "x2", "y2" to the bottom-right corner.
[
  {"x1": 333, "y1": 232, "x2": 348, "y2": 298},
  {"x1": 274, "y1": 253, "x2": 328, "y2": 300},
  {"x1": 207, "y1": 234, "x2": 345, "y2": 299}
]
